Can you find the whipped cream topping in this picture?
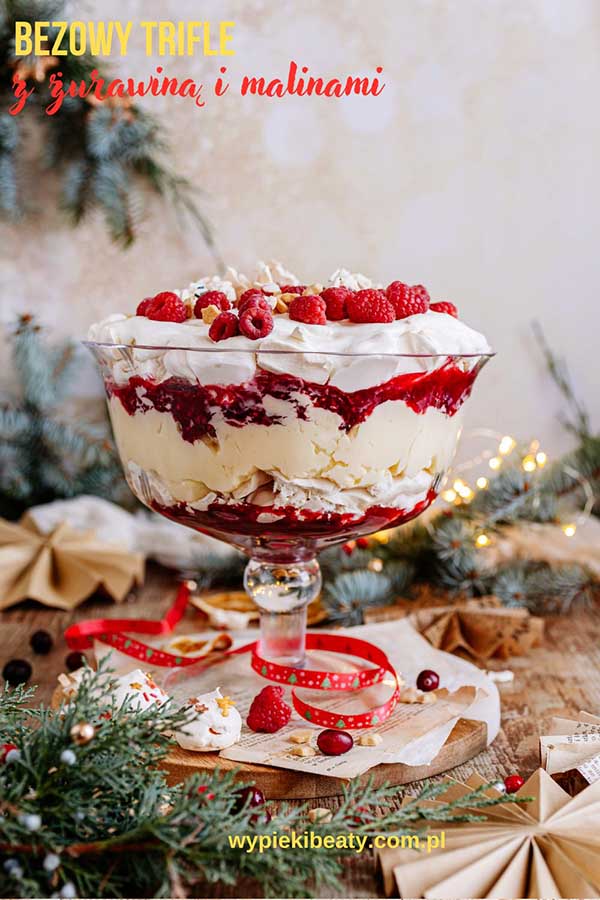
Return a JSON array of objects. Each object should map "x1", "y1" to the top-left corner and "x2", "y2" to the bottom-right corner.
[{"x1": 88, "y1": 263, "x2": 491, "y2": 392}]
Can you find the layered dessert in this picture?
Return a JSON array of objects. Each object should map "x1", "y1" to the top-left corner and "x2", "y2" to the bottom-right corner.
[{"x1": 88, "y1": 262, "x2": 491, "y2": 555}]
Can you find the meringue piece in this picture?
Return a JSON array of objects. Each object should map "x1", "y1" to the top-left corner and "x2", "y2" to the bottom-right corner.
[
  {"x1": 174, "y1": 688, "x2": 242, "y2": 751},
  {"x1": 112, "y1": 668, "x2": 169, "y2": 711}
]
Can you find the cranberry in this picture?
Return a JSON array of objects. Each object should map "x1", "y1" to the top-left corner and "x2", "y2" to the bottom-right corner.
[
  {"x1": 416, "y1": 669, "x2": 439, "y2": 692},
  {"x1": 2, "y1": 659, "x2": 32, "y2": 685},
  {"x1": 233, "y1": 785, "x2": 266, "y2": 812},
  {"x1": 317, "y1": 729, "x2": 354, "y2": 756},
  {"x1": 65, "y1": 651, "x2": 86, "y2": 672},
  {"x1": 30, "y1": 630, "x2": 53, "y2": 655},
  {"x1": 504, "y1": 774, "x2": 525, "y2": 794}
]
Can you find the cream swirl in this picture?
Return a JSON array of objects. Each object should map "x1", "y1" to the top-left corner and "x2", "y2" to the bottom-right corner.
[{"x1": 87, "y1": 266, "x2": 491, "y2": 391}]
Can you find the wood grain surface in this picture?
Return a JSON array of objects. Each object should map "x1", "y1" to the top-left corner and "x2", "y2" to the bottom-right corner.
[{"x1": 2, "y1": 564, "x2": 600, "y2": 897}]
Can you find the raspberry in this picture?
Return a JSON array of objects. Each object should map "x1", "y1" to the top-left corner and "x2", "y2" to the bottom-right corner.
[
  {"x1": 347, "y1": 289, "x2": 394, "y2": 323},
  {"x1": 194, "y1": 290, "x2": 230, "y2": 317},
  {"x1": 430, "y1": 301, "x2": 458, "y2": 318},
  {"x1": 209, "y1": 311, "x2": 239, "y2": 342},
  {"x1": 288, "y1": 295, "x2": 327, "y2": 325},
  {"x1": 136, "y1": 297, "x2": 154, "y2": 316},
  {"x1": 238, "y1": 295, "x2": 272, "y2": 316},
  {"x1": 386, "y1": 282, "x2": 430, "y2": 319},
  {"x1": 239, "y1": 305, "x2": 274, "y2": 339},
  {"x1": 145, "y1": 292, "x2": 188, "y2": 323},
  {"x1": 321, "y1": 286, "x2": 352, "y2": 321},
  {"x1": 247, "y1": 685, "x2": 292, "y2": 733},
  {"x1": 237, "y1": 288, "x2": 266, "y2": 308},
  {"x1": 279, "y1": 285, "x2": 306, "y2": 295}
]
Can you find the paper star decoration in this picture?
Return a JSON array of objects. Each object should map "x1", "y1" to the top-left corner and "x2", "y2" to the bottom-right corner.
[
  {"x1": 377, "y1": 769, "x2": 600, "y2": 898},
  {"x1": 410, "y1": 597, "x2": 544, "y2": 661},
  {"x1": 0, "y1": 513, "x2": 144, "y2": 610}
]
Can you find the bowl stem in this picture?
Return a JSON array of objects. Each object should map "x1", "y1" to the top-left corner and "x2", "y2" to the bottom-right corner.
[{"x1": 244, "y1": 557, "x2": 322, "y2": 667}]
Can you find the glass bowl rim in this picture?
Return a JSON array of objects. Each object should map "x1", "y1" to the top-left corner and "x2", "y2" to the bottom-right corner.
[{"x1": 83, "y1": 340, "x2": 496, "y2": 360}]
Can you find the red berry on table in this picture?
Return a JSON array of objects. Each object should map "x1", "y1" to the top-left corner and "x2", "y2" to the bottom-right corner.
[
  {"x1": 145, "y1": 292, "x2": 189, "y2": 323},
  {"x1": 430, "y1": 301, "x2": 458, "y2": 318},
  {"x1": 317, "y1": 729, "x2": 354, "y2": 756},
  {"x1": 504, "y1": 774, "x2": 525, "y2": 794},
  {"x1": 209, "y1": 311, "x2": 239, "y2": 343},
  {"x1": 194, "y1": 290, "x2": 230, "y2": 317},
  {"x1": 321, "y1": 286, "x2": 352, "y2": 321},
  {"x1": 416, "y1": 669, "x2": 439, "y2": 692},
  {"x1": 279, "y1": 284, "x2": 306, "y2": 294},
  {"x1": 30, "y1": 630, "x2": 53, "y2": 655},
  {"x1": 237, "y1": 295, "x2": 272, "y2": 316},
  {"x1": 356, "y1": 537, "x2": 369, "y2": 549},
  {"x1": 289, "y1": 295, "x2": 327, "y2": 326},
  {"x1": 136, "y1": 297, "x2": 154, "y2": 316},
  {"x1": 233, "y1": 785, "x2": 266, "y2": 812},
  {"x1": 347, "y1": 289, "x2": 395, "y2": 324},
  {"x1": 65, "y1": 651, "x2": 86, "y2": 672},
  {"x1": 2, "y1": 659, "x2": 32, "y2": 685},
  {"x1": 239, "y1": 306, "x2": 274, "y2": 340},
  {"x1": 342, "y1": 542, "x2": 354, "y2": 556},
  {"x1": 1, "y1": 743, "x2": 18, "y2": 763},
  {"x1": 247, "y1": 685, "x2": 292, "y2": 733},
  {"x1": 386, "y1": 282, "x2": 430, "y2": 319}
]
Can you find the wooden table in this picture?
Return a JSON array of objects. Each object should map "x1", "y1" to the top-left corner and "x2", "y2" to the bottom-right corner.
[{"x1": 2, "y1": 565, "x2": 600, "y2": 897}]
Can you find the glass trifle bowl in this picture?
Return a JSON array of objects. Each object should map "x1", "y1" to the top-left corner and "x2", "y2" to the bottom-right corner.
[
  {"x1": 86, "y1": 341, "x2": 491, "y2": 667},
  {"x1": 86, "y1": 264, "x2": 493, "y2": 667}
]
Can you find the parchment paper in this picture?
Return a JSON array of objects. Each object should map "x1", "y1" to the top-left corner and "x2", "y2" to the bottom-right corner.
[{"x1": 154, "y1": 618, "x2": 500, "y2": 779}]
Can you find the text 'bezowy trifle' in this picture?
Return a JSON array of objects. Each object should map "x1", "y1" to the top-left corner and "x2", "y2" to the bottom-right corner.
[{"x1": 88, "y1": 262, "x2": 491, "y2": 557}]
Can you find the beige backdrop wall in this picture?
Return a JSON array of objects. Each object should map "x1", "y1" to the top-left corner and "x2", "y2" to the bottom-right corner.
[{"x1": 1, "y1": 0, "x2": 599, "y2": 457}]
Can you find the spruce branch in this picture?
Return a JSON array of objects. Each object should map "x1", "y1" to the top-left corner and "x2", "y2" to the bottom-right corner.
[
  {"x1": 0, "y1": 668, "x2": 527, "y2": 899},
  {"x1": 0, "y1": 0, "x2": 219, "y2": 255}
]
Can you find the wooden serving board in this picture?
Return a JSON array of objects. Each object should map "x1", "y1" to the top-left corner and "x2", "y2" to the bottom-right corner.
[{"x1": 162, "y1": 717, "x2": 487, "y2": 799}]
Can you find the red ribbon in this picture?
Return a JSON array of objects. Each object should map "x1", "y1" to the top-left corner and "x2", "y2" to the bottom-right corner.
[{"x1": 65, "y1": 583, "x2": 400, "y2": 730}]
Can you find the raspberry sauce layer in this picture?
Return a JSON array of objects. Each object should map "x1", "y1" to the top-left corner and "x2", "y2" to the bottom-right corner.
[
  {"x1": 151, "y1": 490, "x2": 436, "y2": 545},
  {"x1": 108, "y1": 363, "x2": 478, "y2": 444}
]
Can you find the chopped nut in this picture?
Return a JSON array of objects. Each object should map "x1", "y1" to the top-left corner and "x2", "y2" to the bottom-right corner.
[
  {"x1": 303, "y1": 283, "x2": 323, "y2": 296},
  {"x1": 308, "y1": 807, "x2": 333, "y2": 824},
  {"x1": 399, "y1": 686, "x2": 420, "y2": 703},
  {"x1": 399, "y1": 686, "x2": 438, "y2": 704},
  {"x1": 276, "y1": 292, "x2": 297, "y2": 312},
  {"x1": 358, "y1": 733, "x2": 383, "y2": 747},
  {"x1": 417, "y1": 691, "x2": 437, "y2": 704},
  {"x1": 289, "y1": 744, "x2": 316, "y2": 757},
  {"x1": 201, "y1": 304, "x2": 221, "y2": 324},
  {"x1": 289, "y1": 730, "x2": 313, "y2": 744}
]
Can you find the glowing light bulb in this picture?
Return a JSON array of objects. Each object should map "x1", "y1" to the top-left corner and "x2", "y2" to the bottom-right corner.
[
  {"x1": 536, "y1": 451, "x2": 547, "y2": 467},
  {"x1": 442, "y1": 489, "x2": 457, "y2": 502},
  {"x1": 499, "y1": 436, "x2": 516, "y2": 456},
  {"x1": 522, "y1": 455, "x2": 536, "y2": 473},
  {"x1": 476, "y1": 476, "x2": 489, "y2": 490},
  {"x1": 562, "y1": 524, "x2": 576, "y2": 537},
  {"x1": 475, "y1": 534, "x2": 491, "y2": 547},
  {"x1": 489, "y1": 457, "x2": 502, "y2": 471}
]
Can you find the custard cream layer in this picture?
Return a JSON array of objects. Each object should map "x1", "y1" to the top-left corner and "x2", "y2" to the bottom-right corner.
[{"x1": 108, "y1": 395, "x2": 463, "y2": 517}]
